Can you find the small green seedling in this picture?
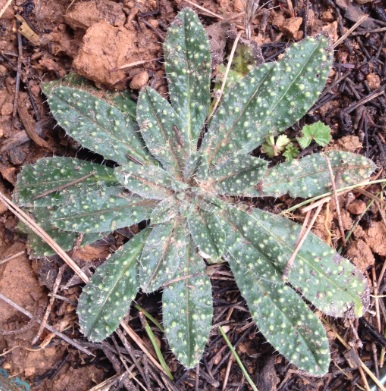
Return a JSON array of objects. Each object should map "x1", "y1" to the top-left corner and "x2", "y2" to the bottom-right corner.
[{"x1": 15, "y1": 8, "x2": 375, "y2": 376}]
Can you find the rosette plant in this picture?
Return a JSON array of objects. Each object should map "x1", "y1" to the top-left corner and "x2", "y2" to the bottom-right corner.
[{"x1": 15, "y1": 8, "x2": 374, "y2": 376}]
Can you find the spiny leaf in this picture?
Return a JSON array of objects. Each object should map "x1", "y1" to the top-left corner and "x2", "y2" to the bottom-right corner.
[
  {"x1": 137, "y1": 87, "x2": 188, "y2": 179},
  {"x1": 201, "y1": 36, "x2": 333, "y2": 166},
  {"x1": 77, "y1": 229, "x2": 150, "y2": 341},
  {"x1": 46, "y1": 86, "x2": 153, "y2": 166},
  {"x1": 228, "y1": 248, "x2": 330, "y2": 376},
  {"x1": 163, "y1": 240, "x2": 212, "y2": 368},
  {"x1": 14, "y1": 157, "x2": 118, "y2": 208},
  {"x1": 298, "y1": 121, "x2": 331, "y2": 149},
  {"x1": 199, "y1": 155, "x2": 267, "y2": 196},
  {"x1": 139, "y1": 218, "x2": 189, "y2": 293},
  {"x1": 115, "y1": 163, "x2": 187, "y2": 201},
  {"x1": 150, "y1": 195, "x2": 179, "y2": 225},
  {"x1": 42, "y1": 76, "x2": 137, "y2": 120},
  {"x1": 257, "y1": 151, "x2": 376, "y2": 198},
  {"x1": 19, "y1": 207, "x2": 103, "y2": 257},
  {"x1": 52, "y1": 187, "x2": 156, "y2": 233},
  {"x1": 223, "y1": 204, "x2": 369, "y2": 318},
  {"x1": 187, "y1": 203, "x2": 227, "y2": 262},
  {"x1": 164, "y1": 8, "x2": 211, "y2": 151}
]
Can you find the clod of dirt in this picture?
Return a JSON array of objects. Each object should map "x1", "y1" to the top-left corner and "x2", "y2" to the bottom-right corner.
[
  {"x1": 347, "y1": 200, "x2": 367, "y2": 215},
  {"x1": 366, "y1": 222, "x2": 386, "y2": 256},
  {"x1": 129, "y1": 71, "x2": 149, "y2": 90},
  {"x1": 337, "y1": 135, "x2": 363, "y2": 152},
  {"x1": 65, "y1": 0, "x2": 125, "y2": 30},
  {"x1": 347, "y1": 239, "x2": 375, "y2": 272},
  {"x1": 282, "y1": 17, "x2": 303, "y2": 40},
  {"x1": 366, "y1": 73, "x2": 381, "y2": 90},
  {"x1": 206, "y1": 21, "x2": 231, "y2": 68},
  {"x1": 73, "y1": 21, "x2": 137, "y2": 90}
]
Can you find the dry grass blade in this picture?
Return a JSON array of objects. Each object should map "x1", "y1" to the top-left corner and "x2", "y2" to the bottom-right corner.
[
  {"x1": 325, "y1": 319, "x2": 386, "y2": 391},
  {"x1": 325, "y1": 155, "x2": 346, "y2": 246},
  {"x1": 0, "y1": 190, "x2": 171, "y2": 374},
  {"x1": 207, "y1": 31, "x2": 243, "y2": 122},
  {"x1": 282, "y1": 203, "x2": 323, "y2": 280},
  {"x1": 0, "y1": 250, "x2": 25, "y2": 265},
  {"x1": 0, "y1": 190, "x2": 89, "y2": 283},
  {"x1": 0, "y1": 292, "x2": 93, "y2": 355}
]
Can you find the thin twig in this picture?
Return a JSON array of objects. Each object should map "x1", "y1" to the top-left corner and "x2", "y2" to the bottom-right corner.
[
  {"x1": 284, "y1": 179, "x2": 386, "y2": 214},
  {"x1": 345, "y1": 88, "x2": 385, "y2": 114},
  {"x1": 119, "y1": 321, "x2": 171, "y2": 377},
  {"x1": 12, "y1": 29, "x2": 23, "y2": 128},
  {"x1": 333, "y1": 14, "x2": 369, "y2": 48},
  {"x1": 0, "y1": 251, "x2": 25, "y2": 266},
  {"x1": 207, "y1": 31, "x2": 243, "y2": 123},
  {"x1": 111, "y1": 57, "x2": 161, "y2": 72},
  {"x1": 282, "y1": 204, "x2": 323, "y2": 281},
  {"x1": 32, "y1": 264, "x2": 66, "y2": 344},
  {"x1": 324, "y1": 319, "x2": 386, "y2": 391},
  {"x1": 0, "y1": 292, "x2": 93, "y2": 355},
  {"x1": 0, "y1": 0, "x2": 13, "y2": 18},
  {"x1": 325, "y1": 155, "x2": 346, "y2": 246},
  {"x1": 0, "y1": 191, "x2": 89, "y2": 283}
]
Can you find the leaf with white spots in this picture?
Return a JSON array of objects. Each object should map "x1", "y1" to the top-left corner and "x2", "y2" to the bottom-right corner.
[
  {"x1": 137, "y1": 87, "x2": 190, "y2": 179},
  {"x1": 228, "y1": 249, "x2": 330, "y2": 376},
  {"x1": 77, "y1": 229, "x2": 150, "y2": 341},
  {"x1": 139, "y1": 218, "x2": 190, "y2": 293},
  {"x1": 46, "y1": 86, "x2": 154, "y2": 166},
  {"x1": 256, "y1": 151, "x2": 376, "y2": 198},
  {"x1": 18, "y1": 207, "x2": 103, "y2": 257},
  {"x1": 52, "y1": 187, "x2": 157, "y2": 233},
  {"x1": 164, "y1": 8, "x2": 211, "y2": 153},
  {"x1": 187, "y1": 203, "x2": 227, "y2": 262},
  {"x1": 223, "y1": 205, "x2": 369, "y2": 318},
  {"x1": 14, "y1": 157, "x2": 118, "y2": 208},
  {"x1": 163, "y1": 240, "x2": 212, "y2": 368},
  {"x1": 221, "y1": 210, "x2": 330, "y2": 375},
  {"x1": 115, "y1": 163, "x2": 187, "y2": 201},
  {"x1": 201, "y1": 36, "x2": 333, "y2": 167},
  {"x1": 199, "y1": 154, "x2": 268, "y2": 196},
  {"x1": 42, "y1": 77, "x2": 137, "y2": 121},
  {"x1": 150, "y1": 195, "x2": 179, "y2": 225}
]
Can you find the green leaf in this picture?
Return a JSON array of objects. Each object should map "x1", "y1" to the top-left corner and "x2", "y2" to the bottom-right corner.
[
  {"x1": 137, "y1": 87, "x2": 188, "y2": 179},
  {"x1": 223, "y1": 205, "x2": 369, "y2": 318},
  {"x1": 46, "y1": 86, "x2": 153, "y2": 166},
  {"x1": 139, "y1": 218, "x2": 189, "y2": 292},
  {"x1": 187, "y1": 203, "x2": 227, "y2": 262},
  {"x1": 77, "y1": 229, "x2": 150, "y2": 341},
  {"x1": 283, "y1": 142, "x2": 299, "y2": 161},
  {"x1": 258, "y1": 151, "x2": 376, "y2": 198},
  {"x1": 42, "y1": 76, "x2": 137, "y2": 121},
  {"x1": 14, "y1": 157, "x2": 118, "y2": 208},
  {"x1": 115, "y1": 163, "x2": 187, "y2": 201},
  {"x1": 163, "y1": 239, "x2": 212, "y2": 368},
  {"x1": 52, "y1": 186, "x2": 156, "y2": 233},
  {"x1": 228, "y1": 252, "x2": 330, "y2": 376},
  {"x1": 199, "y1": 155, "x2": 267, "y2": 196},
  {"x1": 261, "y1": 135, "x2": 291, "y2": 158},
  {"x1": 298, "y1": 121, "x2": 331, "y2": 149},
  {"x1": 19, "y1": 207, "x2": 103, "y2": 257},
  {"x1": 201, "y1": 36, "x2": 333, "y2": 166},
  {"x1": 164, "y1": 8, "x2": 211, "y2": 150},
  {"x1": 150, "y1": 195, "x2": 179, "y2": 225}
]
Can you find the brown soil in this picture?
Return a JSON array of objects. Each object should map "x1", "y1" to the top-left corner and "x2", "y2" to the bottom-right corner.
[{"x1": 1, "y1": 0, "x2": 386, "y2": 390}]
